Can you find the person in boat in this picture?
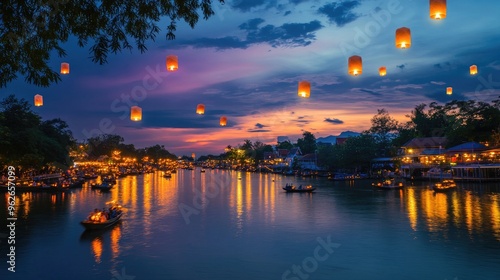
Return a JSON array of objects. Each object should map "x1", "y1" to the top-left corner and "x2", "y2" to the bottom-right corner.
[{"x1": 298, "y1": 185, "x2": 302, "y2": 190}]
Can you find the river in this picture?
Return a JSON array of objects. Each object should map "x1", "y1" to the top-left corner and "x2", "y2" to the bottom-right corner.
[{"x1": 1, "y1": 168, "x2": 499, "y2": 279}]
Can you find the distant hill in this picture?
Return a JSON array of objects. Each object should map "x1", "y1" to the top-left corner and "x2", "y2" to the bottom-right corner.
[{"x1": 316, "y1": 131, "x2": 361, "y2": 144}]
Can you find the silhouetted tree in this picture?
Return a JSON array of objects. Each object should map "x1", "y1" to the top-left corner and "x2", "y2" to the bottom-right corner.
[
  {"x1": 297, "y1": 131, "x2": 317, "y2": 154},
  {"x1": 0, "y1": 0, "x2": 225, "y2": 87}
]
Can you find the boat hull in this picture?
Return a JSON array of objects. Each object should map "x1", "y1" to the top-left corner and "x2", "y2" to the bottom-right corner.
[
  {"x1": 80, "y1": 213, "x2": 122, "y2": 230},
  {"x1": 282, "y1": 187, "x2": 316, "y2": 193}
]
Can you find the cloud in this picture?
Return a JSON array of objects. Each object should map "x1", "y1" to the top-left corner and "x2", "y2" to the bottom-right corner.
[
  {"x1": 359, "y1": 88, "x2": 382, "y2": 96},
  {"x1": 174, "y1": 19, "x2": 323, "y2": 49},
  {"x1": 231, "y1": 0, "x2": 266, "y2": 12},
  {"x1": 324, "y1": 118, "x2": 344, "y2": 124},
  {"x1": 431, "y1": 81, "x2": 446, "y2": 85},
  {"x1": 248, "y1": 129, "x2": 271, "y2": 133},
  {"x1": 317, "y1": 1, "x2": 361, "y2": 27},
  {"x1": 396, "y1": 64, "x2": 406, "y2": 70},
  {"x1": 284, "y1": 11, "x2": 291, "y2": 16},
  {"x1": 255, "y1": 123, "x2": 267, "y2": 128}
]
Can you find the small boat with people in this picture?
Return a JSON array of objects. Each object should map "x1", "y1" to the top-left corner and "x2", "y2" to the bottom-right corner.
[
  {"x1": 283, "y1": 184, "x2": 316, "y2": 193},
  {"x1": 80, "y1": 204, "x2": 123, "y2": 230},
  {"x1": 433, "y1": 179, "x2": 457, "y2": 192},
  {"x1": 372, "y1": 178, "x2": 404, "y2": 190},
  {"x1": 91, "y1": 181, "x2": 113, "y2": 191}
]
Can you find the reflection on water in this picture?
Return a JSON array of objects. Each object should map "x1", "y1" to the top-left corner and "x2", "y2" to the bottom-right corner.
[
  {"x1": 91, "y1": 237, "x2": 103, "y2": 263},
  {"x1": 403, "y1": 184, "x2": 500, "y2": 241},
  {"x1": 1, "y1": 171, "x2": 499, "y2": 279}
]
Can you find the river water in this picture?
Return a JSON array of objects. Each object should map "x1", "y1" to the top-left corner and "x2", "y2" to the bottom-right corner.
[{"x1": 1, "y1": 168, "x2": 499, "y2": 280}]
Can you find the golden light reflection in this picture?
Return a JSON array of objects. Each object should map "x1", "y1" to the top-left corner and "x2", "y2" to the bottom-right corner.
[
  {"x1": 110, "y1": 225, "x2": 121, "y2": 259},
  {"x1": 236, "y1": 172, "x2": 244, "y2": 232},
  {"x1": 91, "y1": 237, "x2": 103, "y2": 263},
  {"x1": 406, "y1": 188, "x2": 418, "y2": 230},
  {"x1": 491, "y1": 197, "x2": 500, "y2": 241},
  {"x1": 143, "y1": 173, "x2": 153, "y2": 237}
]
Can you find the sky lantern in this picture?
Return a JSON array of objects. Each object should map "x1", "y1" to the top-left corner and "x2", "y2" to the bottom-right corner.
[
  {"x1": 60, "y1": 62, "x2": 70, "y2": 74},
  {"x1": 470, "y1": 65, "x2": 478, "y2": 75},
  {"x1": 446, "y1": 87, "x2": 453, "y2": 95},
  {"x1": 196, "y1": 104, "x2": 205, "y2": 114},
  {"x1": 220, "y1": 116, "x2": 227, "y2": 126},
  {"x1": 379, "y1": 66, "x2": 387, "y2": 76},
  {"x1": 130, "y1": 106, "x2": 142, "y2": 121},
  {"x1": 34, "y1": 94, "x2": 43, "y2": 106},
  {"x1": 395, "y1": 27, "x2": 411, "y2": 49},
  {"x1": 297, "y1": 81, "x2": 311, "y2": 98},
  {"x1": 166, "y1": 55, "x2": 178, "y2": 71},
  {"x1": 430, "y1": 0, "x2": 446, "y2": 20},
  {"x1": 348, "y1": 55, "x2": 362, "y2": 76}
]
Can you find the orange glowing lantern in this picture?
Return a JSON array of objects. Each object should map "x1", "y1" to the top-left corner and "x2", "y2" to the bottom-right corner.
[
  {"x1": 379, "y1": 66, "x2": 387, "y2": 76},
  {"x1": 60, "y1": 62, "x2": 70, "y2": 74},
  {"x1": 470, "y1": 65, "x2": 478, "y2": 75},
  {"x1": 430, "y1": 0, "x2": 446, "y2": 20},
  {"x1": 196, "y1": 104, "x2": 205, "y2": 114},
  {"x1": 395, "y1": 27, "x2": 411, "y2": 49},
  {"x1": 220, "y1": 116, "x2": 227, "y2": 127},
  {"x1": 446, "y1": 87, "x2": 452, "y2": 95},
  {"x1": 166, "y1": 55, "x2": 178, "y2": 71},
  {"x1": 348, "y1": 55, "x2": 362, "y2": 76},
  {"x1": 297, "y1": 81, "x2": 311, "y2": 98},
  {"x1": 130, "y1": 106, "x2": 142, "y2": 121},
  {"x1": 34, "y1": 94, "x2": 43, "y2": 106}
]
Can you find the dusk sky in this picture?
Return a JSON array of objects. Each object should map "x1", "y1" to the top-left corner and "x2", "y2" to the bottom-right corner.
[{"x1": 2, "y1": 0, "x2": 500, "y2": 156}]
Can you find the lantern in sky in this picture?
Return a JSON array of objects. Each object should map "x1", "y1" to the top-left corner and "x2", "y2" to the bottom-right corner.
[
  {"x1": 348, "y1": 55, "x2": 362, "y2": 76},
  {"x1": 430, "y1": 0, "x2": 446, "y2": 20},
  {"x1": 446, "y1": 87, "x2": 453, "y2": 95},
  {"x1": 166, "y1": 55, "x2": 178, "y2": 71},
  {"x1": 196, "y1": 104, "x2": 205, "y2": 114},
  {"x1": 395, "y1": 27, "x2": 411, "y2": 49},
  {"x1": 130, "y1": 106, "x2": 142, "y2": 121},
  {"x1": 34, "y1": 94, "x2": 43, "y2": 106},
  {"x1": 379, "y1": 66, "x2": 387, "y2": 76},
  {"x1": 470, "y1": 65, "x2": 478, "y2": 75},
  {"x1": 297, "y1": 81, "x2": 311, "y2": 98},
  {"x1": 60, "y1": 62, "x2": 70, "y2": 74},
  {"x1": 220, "y1": 116, "x2": 227, "y2": 127}
]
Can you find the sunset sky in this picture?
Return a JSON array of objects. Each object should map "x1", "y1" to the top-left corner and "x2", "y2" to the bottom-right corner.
[{"x1": 2, "y1": 0, "x2": 500, "y2": 156}]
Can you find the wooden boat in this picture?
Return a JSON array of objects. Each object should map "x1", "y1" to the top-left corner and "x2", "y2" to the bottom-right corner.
[
  {"x1": 283, "y1": 184, "x2": 316, "y2": 193},
  {"x1": 91, "y1": 181, "x2": 113, "y2": 191},
  {"x1": 372, "y1": 178, "x2": 404, "y2": 190},
  {"x1": 200, "y1": 169, "x2": 206, "y2": 173},
  {"x1": 80, "y1": 207, "x2": 123, "y2": 230},
  {"x1": 433, "y1": 179, "x2": 457, "y2": 192},
  {"x1": 163, "y1": 172, "x2": 172, "y2": 178}
]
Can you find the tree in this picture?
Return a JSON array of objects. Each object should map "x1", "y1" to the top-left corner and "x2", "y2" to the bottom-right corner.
[
  {"x1": 0, "y1": 0, "x2": 226, "y2": 88},
  {"x1": 368, "y1": 109, "x2": 398, "y2": 156},
  {"x1": 297, "y1": 131, "x2": 317, "y2": 155},
  {"x1": 0, "y1": 95, "x2": 75, "y2": 170},
  {"x1": 276, "y1": 140, "x2": 293, "y2": 150},
  {"x1": 86, "y1": 134, "x2": 124, "y2": 159}
]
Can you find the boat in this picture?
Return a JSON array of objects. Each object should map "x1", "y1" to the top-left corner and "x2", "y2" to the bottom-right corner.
[
  {"x1": 80, "y1": 205, "x2": 123, "y2": 230},
  {"x1": 433, "y1": 179, "x2": 457, "y2": 192},
  {"x1": 372, "y1": 178, "x2": 404, "y2": 190},
  {"x1": 283, "y1": 184, "x2": 316, "y2": 193},
  {"x1": 91, "y1": 181, "x2": 113, "y2": 191},
  {"x1": 200, "y1": 169, "x2": 206, "y2": 173},
  {"x1": 101, "y1": 174, "x2": 117, "y2": 184},
  {"x1": 163, "y1": 171, "x2": 172, "y2": 178}
]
